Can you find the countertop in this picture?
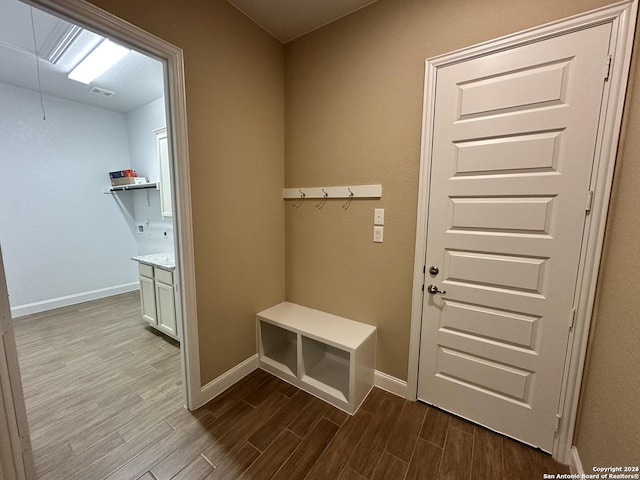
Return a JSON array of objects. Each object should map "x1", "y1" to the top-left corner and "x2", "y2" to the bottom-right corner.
[{"x1": 131, "y1": 252, "x2": 175, "y2": 270}]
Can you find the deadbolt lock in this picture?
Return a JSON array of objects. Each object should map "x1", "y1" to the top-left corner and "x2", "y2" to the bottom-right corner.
[{"x1": 428, "y1": 266, "x2": 439, "y2": 275}]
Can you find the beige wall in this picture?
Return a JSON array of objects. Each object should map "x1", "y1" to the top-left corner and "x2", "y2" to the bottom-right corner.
[
  {"x1": 284, "y1": 0, "x2": 639, "y2": 467},
  {"x1": 86, "y1": 0, "x2": 286, "y2": 384}
]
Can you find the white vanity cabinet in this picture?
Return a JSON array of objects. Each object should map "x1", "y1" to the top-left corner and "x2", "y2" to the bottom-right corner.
[
  {"x1": 153, "y1": 267, "x2": 178, "y2": 338},
  {"x1": 137, "y1": 262, "x2": 179, "y2": 341},
  {"x1": 154, "y1": 127, "x2": 172, "y2": 218},
  {"x1": 138, "y1": 263, "x2": 157, "y2": 325}
]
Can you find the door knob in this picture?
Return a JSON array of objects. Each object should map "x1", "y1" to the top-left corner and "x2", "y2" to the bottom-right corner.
[{"x1": 427, "y1": 284, "x2": 446, "y2": 295}]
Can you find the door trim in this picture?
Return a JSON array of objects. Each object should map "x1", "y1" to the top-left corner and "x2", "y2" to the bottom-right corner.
[
  {"x1": 407, "y1": 0, "x2": 637, "y2": 463},
  {"x1": 24, "y1": 0, "x2": 201, "y2": 409},
  {"x1": 0, "y1": 245, "x2": 35, "y2": 480}
]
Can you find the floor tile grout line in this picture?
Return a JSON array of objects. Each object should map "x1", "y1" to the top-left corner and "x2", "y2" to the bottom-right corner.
[
  {"x1": 321, "y1": 412, "x2": 345, "y2": 427},
  {"x1": 383, "y1": 449, "x2": 411, "y2": 466},
  {"x1": 436, "y1": 416, "x2": 452, "y2": 480},
  {"x1": 266, "y1": 430, "x2": 306, "y2": 480},
  {"x1": 81, "y1": 418, "x2": 178, "y2": 480},
  {"x1": 469, "y1": 425, "x2": 476, "y2": 480},
  {"x1": 385, "y1": 400, "x2": 428, "y2": 464},
  {"x1": 300, "y1": 421, "x2": 342, "y2": 480},
  {"x1": 342, "y1": 406, "x2": 377, "y2": 477},
  {"x1": 300, "y1": 411, "x2": 357, "y2": 480},
  {"x1": 240, "y1": 431, "x2": 297, "y2": 480},
  {"x1": 145, "y1": 413, "x2": 220, "y2": 479},
  {"x1": 200, "y1": 452, "x2": 215, "y2": 468},
  {"x1": 399, "y1": 405, "x2": 430, "y2": 480},
  {"x1": 500, "y1": 435, "x2": 505, "y2": 480},
  {"x1": 243, "y1": 391, "x2": 301, "y2": 454},
  {"x1": 165, "y1": 453, "x2": 200, "y2": 480},
  {"x1": 370, "y1": 401, "x2": 405, "y2": 478},
  {"x1": 285, "y1": 427, "x2": 304, "y2": 440},
  {"x1": 246, "y1": 438, "x2": 265, "y2": 454}
]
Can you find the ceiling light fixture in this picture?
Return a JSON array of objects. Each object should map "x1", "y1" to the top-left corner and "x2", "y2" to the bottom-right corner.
[
  {"x1": 41, "y1": 24, "x2": 82, "y2": 65},
  {"x1": 67, "y1": 39, "x2": 129, "y2": 84}
]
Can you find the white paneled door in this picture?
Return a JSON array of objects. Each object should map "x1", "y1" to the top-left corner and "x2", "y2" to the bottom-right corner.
[{"x1": 418, "y1": 23, "x2": 612, "y2": 451}]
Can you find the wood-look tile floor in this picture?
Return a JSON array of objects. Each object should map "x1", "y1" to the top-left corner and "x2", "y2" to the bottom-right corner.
[{"x1": 14, "y1": 293, "x2": 571, "y2": 479}]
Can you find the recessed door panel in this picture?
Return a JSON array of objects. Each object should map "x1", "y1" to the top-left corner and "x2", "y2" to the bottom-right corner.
[
  {"x1": 441, "y1": 300, "x2": 539, "y2": 350},
  {"x1": 450, "y1": 197, "x2": 554, "y2": 234},
  {"x1": 445, "y1": 250, "x2": 547, "y2": 294},
  {"x1": 458, "y1": 60, "x2": 570, "y2": 118},
  {"x1": 436, "y1": 347, "x2": 534, "y2": 404},
  {"x1": 454, "y1": 130, "x2": 562, "y2": 176}
]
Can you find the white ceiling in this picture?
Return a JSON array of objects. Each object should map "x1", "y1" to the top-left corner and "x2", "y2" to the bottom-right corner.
[
  {"x1": 0, "y1": 0, "x2": 379, "y2": 112},
  {"x1": 227, "y1": 0, "x2": 379, "y2": 43},
  {"x1": 0, "y1": 0, "x2": 165, "y2": 113}
]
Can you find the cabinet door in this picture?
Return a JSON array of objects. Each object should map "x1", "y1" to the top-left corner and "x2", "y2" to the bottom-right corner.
[
  {"x1": 139, "y1": 276, "x2": 157, "y2": 325},
  {"x1": 155, "y1": 281, "x2": 178, "y2": 339},
  {"x1": 156, "y1": 128, "x2": 172, "y2": 218}
]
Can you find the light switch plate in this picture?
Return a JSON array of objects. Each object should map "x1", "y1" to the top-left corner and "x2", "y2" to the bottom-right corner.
[
  {"x1": 373, "y1": 226, "x2": 384, "y2": 243},
  {"x1": 374, "y1": 208, "x2": 385, "y2": 225}
]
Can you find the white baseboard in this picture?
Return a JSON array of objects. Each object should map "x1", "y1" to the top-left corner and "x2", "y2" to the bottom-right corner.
[
  {"x1": 196, "y1": 354, "x2": 259, "y2": 408},
  {"x1": 374, "y1": 370, "x2": 408, "y2": 398},
  {"x1": 194, "y1": 359, "x2": 407, "y2": 410},
  {"x1": 11, "y1": 282, "x2": 139, "y2": 318},
  {"x1": 570, "y1": 446, "x2": 584, "y2": 475}
]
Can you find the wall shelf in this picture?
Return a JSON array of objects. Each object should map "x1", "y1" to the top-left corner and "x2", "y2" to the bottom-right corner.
[
  {"x1": 102, "y1": 182, "x2": 159, "y2": 194},
  {"x1": 283, "y1": 184, "x2": 382, "y2": 199},
  {"x1": 257, "y1": 302, "x2": 376, "y2": 415}
]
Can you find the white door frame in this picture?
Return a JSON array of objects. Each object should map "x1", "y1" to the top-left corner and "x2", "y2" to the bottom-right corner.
[
  {"x1": 407, "y1": 0, "x2": 637, "y2": 463},
  {"x1": 22, "y1": 0, "x2": 202, "y2": 409},
  {"x1": 0, "y1": 245, "x2": 35, "y2": 480}
]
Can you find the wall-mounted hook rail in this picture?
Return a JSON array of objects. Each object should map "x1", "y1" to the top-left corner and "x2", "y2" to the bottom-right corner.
[{"x1": 283, "y1": 184, "x2": 382, "y2": 199}]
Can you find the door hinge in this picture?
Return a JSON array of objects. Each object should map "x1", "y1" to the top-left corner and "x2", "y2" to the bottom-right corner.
[
  {"x1": 554, "y1": 414, "x2": 562, "y2": 433},
  {"x1": 569, "y1": 308, "x2": 577, "y2": 329},
  {"x1": 604, "y1": 55, "x2": 612, "y2": 81},
  {"x1": 585, "y1": 190, "x2": 594, "y2": 214},
  {"x1": 19, "y1": 434, "x2": 31, "y2": 453},
  {"x1": 0, "y1": 313, "x2": 9, "y2": 337}
]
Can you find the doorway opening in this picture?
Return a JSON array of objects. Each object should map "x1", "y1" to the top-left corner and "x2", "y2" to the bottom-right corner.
[{"x1": 0, "y1": 0, "x2": 198, "y2": 475}]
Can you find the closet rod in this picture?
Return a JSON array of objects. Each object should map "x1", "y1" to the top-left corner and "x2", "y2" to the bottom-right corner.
[{"x1": 283, "y1": 184, "x2": 382, "y2": 199}]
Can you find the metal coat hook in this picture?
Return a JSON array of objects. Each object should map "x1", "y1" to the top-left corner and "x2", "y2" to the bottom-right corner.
[{"x1": 283, "y1": 184, "x2": 382, "y2": 199}]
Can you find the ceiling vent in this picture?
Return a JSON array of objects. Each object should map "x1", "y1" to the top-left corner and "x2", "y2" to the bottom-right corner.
[{"x1": 89, "y1": 86, "x2": 116, "y2": 97}]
